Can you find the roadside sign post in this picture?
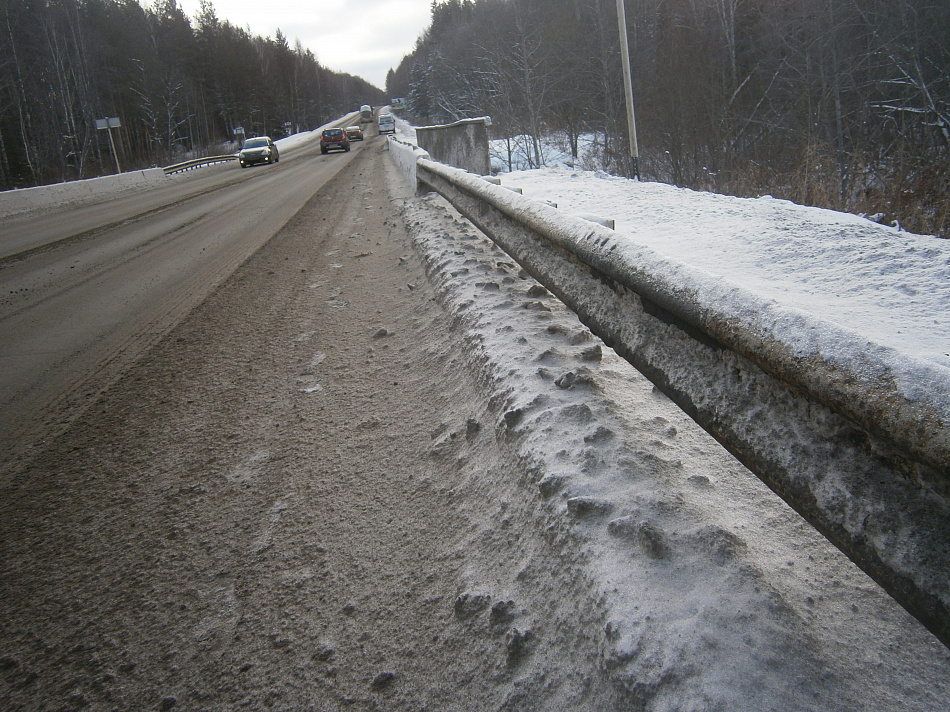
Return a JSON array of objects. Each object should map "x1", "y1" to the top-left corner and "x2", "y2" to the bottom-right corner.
[{"x1": 95, "y1": 117, "x2": 122, "y2": 174}]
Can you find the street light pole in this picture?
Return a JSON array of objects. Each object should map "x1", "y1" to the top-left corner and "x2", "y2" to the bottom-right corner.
[{"x1": 616, "y1": 0, "x2": 641, "y2": 180}]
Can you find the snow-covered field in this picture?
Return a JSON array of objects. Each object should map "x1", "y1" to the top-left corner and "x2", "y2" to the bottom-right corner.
[{"x1": 392, "y1": 116, "x2": 950, "y2": 707}]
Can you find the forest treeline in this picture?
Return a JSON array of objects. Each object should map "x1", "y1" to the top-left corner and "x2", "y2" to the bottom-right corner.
[
  {"x1": 0, "y1": 0, "x2": 384, "y2": 190},
  {"x1": 387, "y1": 0, "x2": 949, "y2": 236}
]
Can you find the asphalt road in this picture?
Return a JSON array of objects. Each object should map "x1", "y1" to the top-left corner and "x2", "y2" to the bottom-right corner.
[
  {"x1": 0, "y1": 135, "x2": 613, "y2": 712},
  {"x1": 0, "y1": 134, "x2": 365, "y2": 460}
]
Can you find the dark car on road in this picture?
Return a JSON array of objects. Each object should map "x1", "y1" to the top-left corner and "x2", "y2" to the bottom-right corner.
[
  {"x1": 321, "y1": 128, "x2": 350, "y2": 154},
  {"x1": 345, "y1": 125, "x2": 364, "y2": 141},
  {"x1": 238, "y1": 136, "x2": 279, "y2": 167}
]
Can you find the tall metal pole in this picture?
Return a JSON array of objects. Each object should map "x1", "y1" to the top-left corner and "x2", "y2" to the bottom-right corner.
[{"x1": 616, "y1": 0, "x2": 640, "y2": 180}]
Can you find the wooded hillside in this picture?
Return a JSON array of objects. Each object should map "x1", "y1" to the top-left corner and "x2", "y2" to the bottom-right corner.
[
  {"x1": 0, "y1": 0, "x2": 384, "y2": 189},
  {"x1": 387, "y1": 0, "x2": 949, "y2": 237}
]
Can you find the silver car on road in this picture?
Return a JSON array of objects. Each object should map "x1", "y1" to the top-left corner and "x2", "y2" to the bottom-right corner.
[{"x1": 238, "y1": 136, "x2": 279, "y2": 167}]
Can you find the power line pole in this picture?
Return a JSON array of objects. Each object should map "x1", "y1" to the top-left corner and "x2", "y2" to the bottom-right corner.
[{"x1": 615, "y1": 0, "x2": 640, "y2": 180}]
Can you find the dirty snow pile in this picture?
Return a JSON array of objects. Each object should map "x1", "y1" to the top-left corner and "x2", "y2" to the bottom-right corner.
[{"x1": 392, "y1": 116, "x2": 950, "y2": 709}]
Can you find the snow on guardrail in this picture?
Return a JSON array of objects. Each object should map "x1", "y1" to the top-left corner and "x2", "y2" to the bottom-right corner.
[
  {"x1": 409, "y1": 154, "x2": 950, "y2": 649},
  {"x1": 387, "y1": 135, "x2": 429, "y2": 187}
]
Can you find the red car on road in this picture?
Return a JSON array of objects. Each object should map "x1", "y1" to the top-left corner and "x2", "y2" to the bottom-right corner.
[{"x1": 320, "y1": 128, "x2": 350, "y2": 154}]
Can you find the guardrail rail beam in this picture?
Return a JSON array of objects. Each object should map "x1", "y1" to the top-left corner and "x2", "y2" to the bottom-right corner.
[{"x1": 416, "y1": 157, "x2": 950, "y2": 649}]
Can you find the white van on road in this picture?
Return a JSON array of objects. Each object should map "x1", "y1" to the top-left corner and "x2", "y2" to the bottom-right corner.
[{"x1": 377, "y1": 114, "x2": 395, "y2": 135}]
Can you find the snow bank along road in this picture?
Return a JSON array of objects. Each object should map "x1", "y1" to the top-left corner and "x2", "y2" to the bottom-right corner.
[{"x1": 2, "y1": 138, "x2": 949, "y2": 710}]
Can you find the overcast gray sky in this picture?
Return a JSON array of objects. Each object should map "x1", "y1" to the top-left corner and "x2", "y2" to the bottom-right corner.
[{"x1": 175, "y1": 0, "x2": 433, "y2": 90}]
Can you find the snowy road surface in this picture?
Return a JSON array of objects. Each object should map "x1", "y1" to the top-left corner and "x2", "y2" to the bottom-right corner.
[
  {"x1": 0, "y1": 128, "x2": 356, "y2": 460},
  {"x1": 1, "y1": 136, "x2": 948, "y2": 710}
]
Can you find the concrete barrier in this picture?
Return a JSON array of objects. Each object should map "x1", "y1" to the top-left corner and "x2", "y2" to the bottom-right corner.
[
  {"x1": 414, "y1": 156, "x2": 950, "y2": 649},
  {"x1": 415, "y1": 117, "x2": 491, "y2": 175},
  {"x1": 0, "y1": 169, "x2": 166, "y2": 217}
]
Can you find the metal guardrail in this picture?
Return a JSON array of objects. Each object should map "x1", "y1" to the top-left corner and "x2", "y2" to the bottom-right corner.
[
  {"x1": 416, "y1": 157, "x2": 950, "y2": 649},
  {"x1": 163, "y1": 155, "x2": 237, "y2": 175}
]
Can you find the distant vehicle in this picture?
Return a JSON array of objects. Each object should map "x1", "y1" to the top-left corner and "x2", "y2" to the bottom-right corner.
[
  {"x1": 377, "y1": 113, "x2": 395, "y2": 135},
  {"x1": 345, "y1": 125, "x2": 364, "y2": 141},
  {"x1": 238, "y1": 136, "x2": 279, "y2": 167},
  {"x1": 360, "y1": 105, "x2": 373, "y2": 123},
  {"x1": 320, "y1": 127, "x2": 350, "y2": 154}
]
